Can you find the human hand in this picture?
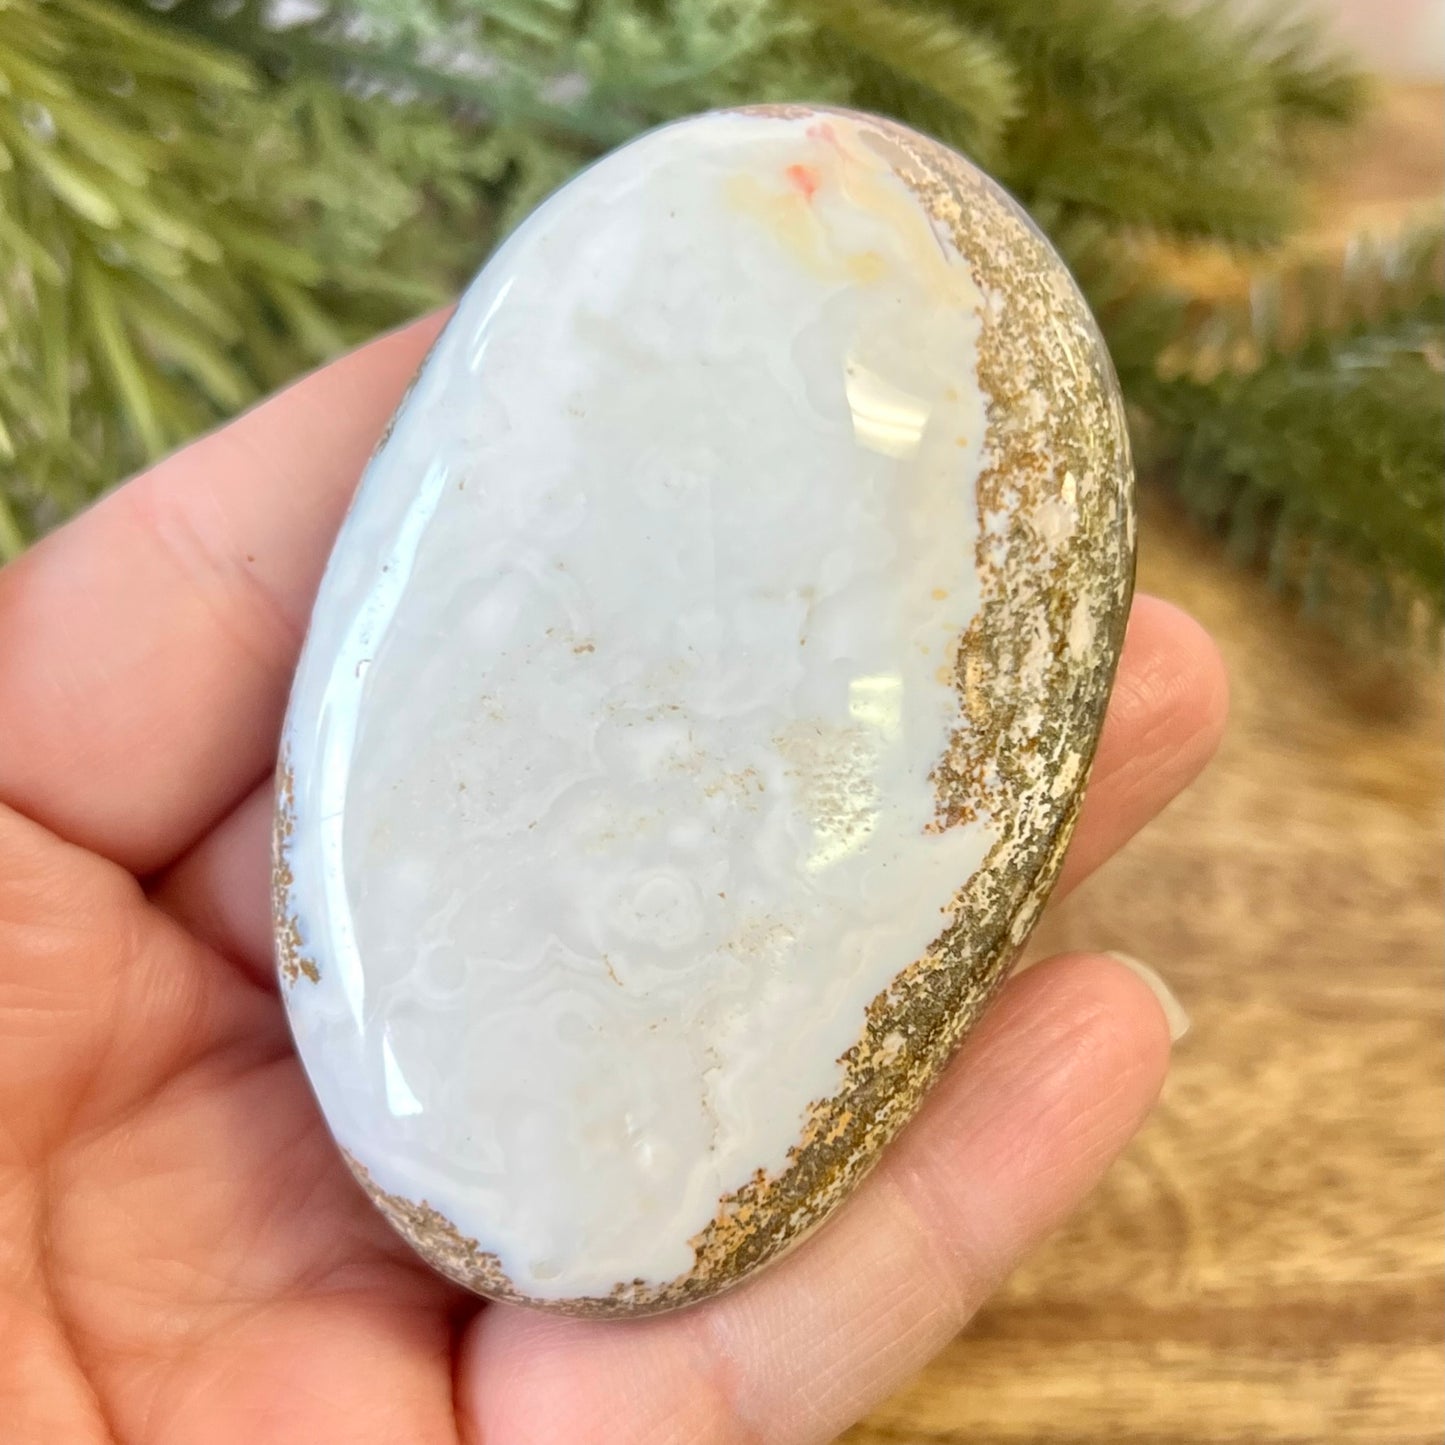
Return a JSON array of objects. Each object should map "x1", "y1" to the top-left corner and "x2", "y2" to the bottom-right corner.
[{"x1": 0, "y1": 313, "x2": 1227, "y2": 1444}]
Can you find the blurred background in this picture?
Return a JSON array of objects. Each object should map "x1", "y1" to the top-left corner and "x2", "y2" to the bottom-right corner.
[{"x1": 0, "y1": 0, "x2": 1440, "y2": 1440}]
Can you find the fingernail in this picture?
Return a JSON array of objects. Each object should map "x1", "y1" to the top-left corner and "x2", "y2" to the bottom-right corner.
[{"x1": 1106, "y1": 952, "x2": 1191, "y2": 1044}]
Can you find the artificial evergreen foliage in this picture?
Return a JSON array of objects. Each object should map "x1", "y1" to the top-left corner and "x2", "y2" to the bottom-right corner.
[
  {"x1": 1, "y1": 0, "x2": 1439, "y2": 642},
  {"x1": 1139, "y1": 224, "x2": 1445, "y2": 639},
  {"x1": 0, "y1": 0, "x2": 499, "y2": 546}
]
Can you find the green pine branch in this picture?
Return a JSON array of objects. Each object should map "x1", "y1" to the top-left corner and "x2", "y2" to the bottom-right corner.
[
  {"x1": 0, "y1": 0, "x2": 505, "y2": 553},
  {"x1": 145, "y1": 0, "x2": 635, "y2": 145},
  {"x1": 1002, "y1": 107, "x2": 1300, "y2": 247},
  {"x1": 1248, "y1": 11, "x2": 1371, "y2": 124},
  {"x1": 3, "y1": 0, "x2": 1433, "y2": 651},
  {"x1": 796, "y1": 0, "x2": 1020, "y2": 163},
  {"x1": 574, "y1": 0, "x2": 828, "y2": 119},
  {"x1": 1136, "y1": 227, "x2": 1445, "y2": 641},
  {"x1": 944, "y1": 0, "x2": 1365, "y2": 152}
]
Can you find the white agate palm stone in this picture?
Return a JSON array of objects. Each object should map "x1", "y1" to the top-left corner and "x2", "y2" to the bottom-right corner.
[{"x1": 273, "y1": 106, "x2": 1134, "y2": 1315}]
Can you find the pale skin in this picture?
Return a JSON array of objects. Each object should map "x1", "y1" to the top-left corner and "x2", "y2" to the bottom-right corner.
[{"x1": 0, "y1": 313, "x2": 1228, "y2": 1445}]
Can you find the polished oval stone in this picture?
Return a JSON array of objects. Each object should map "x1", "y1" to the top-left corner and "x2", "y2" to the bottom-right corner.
[{"x1": 274, "y1": 105, "x2": 1134, "y2": 1315}]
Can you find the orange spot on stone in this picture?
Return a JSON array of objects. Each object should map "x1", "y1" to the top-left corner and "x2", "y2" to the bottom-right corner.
[
  {"x1": 931, "y1": 587, "x2": 949, "y2": 600},
  {"x1": 785, "y1": 163, "x2": 820, "y2": 201}
]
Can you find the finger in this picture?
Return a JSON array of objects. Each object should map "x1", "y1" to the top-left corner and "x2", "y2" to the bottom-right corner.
[
  {"x1": 457, "y1": 951, "x2": 1173, "y2": 1445},
  {"x1": 154, "y1": 593, "x2": 1225, "y2": 985},
  {"x1": 1055, "y1": 594, "x2": 1228, "y2": 897},
  {"x1": 0, "y1": 312, "x2": 447, "y2": 876},
  {"x1": 0, "y1": 802, "x2": 279, "y2": 1159},
  {"x1": 148, "y1": 781, "x2": 274, "y2": 983}
]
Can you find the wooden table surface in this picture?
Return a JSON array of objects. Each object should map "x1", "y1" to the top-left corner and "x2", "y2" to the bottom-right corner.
[{"x1": 846, "y1": 84, "x2": 1444, "y2": 1445}]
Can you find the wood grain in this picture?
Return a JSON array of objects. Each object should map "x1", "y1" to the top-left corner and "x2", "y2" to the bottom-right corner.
[{"x1": 844, "y1": 82, "x2": 1444, "y2": 1445}]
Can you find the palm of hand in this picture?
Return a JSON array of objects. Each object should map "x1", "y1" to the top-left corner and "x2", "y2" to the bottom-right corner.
[
  {"x1": 7, "y1": 817, "x2": 466, "y2": 1442},
  {"x1": 0, "y1": 317, "x2": 1225, "y2": 1445}
]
